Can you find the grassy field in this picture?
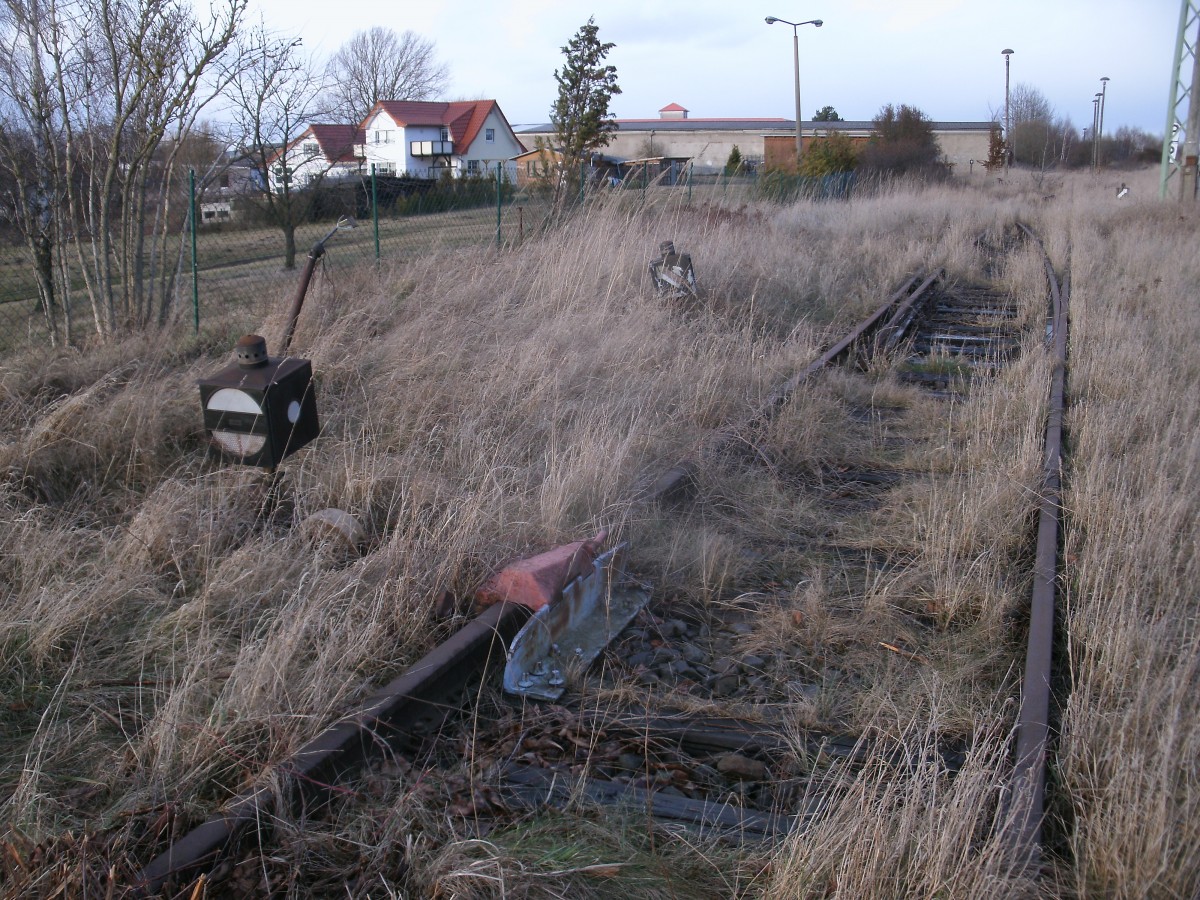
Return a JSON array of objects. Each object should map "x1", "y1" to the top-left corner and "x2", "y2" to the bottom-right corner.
[
  {"x1": 0, "y1": 193, "x2": 562, "y2": 352},
  {"x1": 0, "y1": 178, "x2": 762, "y2": 352},
  {"x1": 0, "y1": 167, "x2": 1196, "y2": 897}
]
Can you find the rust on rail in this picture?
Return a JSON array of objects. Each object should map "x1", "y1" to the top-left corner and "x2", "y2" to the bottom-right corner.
[
  {"x1": 139, "y1": 270, "x2": 956, "y2": 893},
  {"x1": 136, "y1": 600, "x2": 529, "y2": 895},
  {"x1": 643, "y1": 271, "x2": 942, "y2": 503},
  {"x1": 1005, "y1": 223, "x2": 1069, "y2": 864}
]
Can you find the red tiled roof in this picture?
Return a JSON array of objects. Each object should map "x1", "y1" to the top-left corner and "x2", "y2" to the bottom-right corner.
[
  {"x1": 615, "y1": 117, "x2": 789, "y2": 124},
  {"x1": 366, "y1": 99, "x2": 508, "y2": 151},
  {"x1": 308, "y1": 124, "x2": 363, "y2": 163},
  {"x1": 268, "y1": 124, "x2": 363, "y2": 166},
  {"x1": 659, "y1": 102, "x2": 688, "y2": 113}
]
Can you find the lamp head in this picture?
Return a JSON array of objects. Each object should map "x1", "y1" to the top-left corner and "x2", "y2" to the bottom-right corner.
[
  {"x1": 765, "y1": 16, "x2": 778, "y2": 24},
  {"x1": 813, "y1": 19, "x2": 823, "y2": 26}
]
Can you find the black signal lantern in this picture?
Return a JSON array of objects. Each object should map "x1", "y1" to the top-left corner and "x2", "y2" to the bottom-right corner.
[
  {"x1": 196, "y1": 216, "x2": 356, "y2": 469},
  {"x1": 198, "y1": 334, "x2": 319, "y2": 468}
]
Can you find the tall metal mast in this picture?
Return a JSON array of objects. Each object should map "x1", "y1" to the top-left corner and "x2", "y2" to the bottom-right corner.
[{"x1": 1161, "y1": 0, "x2": 1200, "y2": 199}]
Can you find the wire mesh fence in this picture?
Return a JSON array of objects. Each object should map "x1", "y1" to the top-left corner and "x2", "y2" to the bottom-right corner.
[{"x1": 0, "y1": 164, "x2": 855, "y2": 356}]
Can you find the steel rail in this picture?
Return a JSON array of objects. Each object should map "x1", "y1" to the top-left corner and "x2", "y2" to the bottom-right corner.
[
  {"x1": 1006, "y1": 224, "x2": 1068, "y2": 864},
  {"x1": 644, "y1": 271, "x2": 942, "y2": 501},
  {"x1": 136, "y1": 273, "x2": 946, "y2": 893},
  {"x1": 135, "y1": 600, "x2": 529, "y2": 895}
]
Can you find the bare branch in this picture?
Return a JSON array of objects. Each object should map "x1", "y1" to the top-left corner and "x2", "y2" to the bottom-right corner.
[{"x1": 326, "y1": 27, "x2": 448, "y2": 125}]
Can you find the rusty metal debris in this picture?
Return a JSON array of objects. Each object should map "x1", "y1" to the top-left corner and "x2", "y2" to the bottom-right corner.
[
  {"x1": 136, "y1": 600, "x2": 529, "y2": 894},
  {"x1": 503, "y1": 543, "x2": 651, "y2": 701},
  {"x1": 648, "y1": 240, "x2": 698, "y2": 299}
]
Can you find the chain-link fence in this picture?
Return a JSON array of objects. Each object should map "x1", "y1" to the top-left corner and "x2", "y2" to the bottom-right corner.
[
  {"x1": 0, "y1": 165, "x2": 855, "y2": 355},
  {"x1": 181, "y1": 162, "x2": 562, "y2": 342}
]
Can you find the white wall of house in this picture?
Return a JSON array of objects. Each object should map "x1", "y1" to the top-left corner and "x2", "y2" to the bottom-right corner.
[
  {"x1": 358, "y1": 107, "x2": 525, "y2": 179},
  {"x1": 460, "y1": 108, "x2": 526, "y2": 176},
  {"x1": 359, "y1": 110, "x2": 445, "y2": 176},
  {"x1": 270, "y1": 142, "x2": 361, "y2": 193}
]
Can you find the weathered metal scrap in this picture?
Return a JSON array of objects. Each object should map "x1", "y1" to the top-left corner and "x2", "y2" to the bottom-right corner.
[
  {"x1": 502, "y1": 543, "x2": 650, "y2": 701},
  {"x1": 475, "y1": 533, "x2": 651, "y2": 701},
  {"x1": 648, "y1": 239, "x2": 698, "y2": 299}
]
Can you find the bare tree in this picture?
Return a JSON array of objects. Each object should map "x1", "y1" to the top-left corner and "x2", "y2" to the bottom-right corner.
[
  {"x1": 1009, "y1": 83, "x2": 1053, "y2": 125},
  {"x1": 326, "y1": 27, "x2": 448, "y2": 125},
  {"x1": 0, "y1": 0, "x2": 245, "y2": 340},
  {"x1": 1008, "y1": 83, "x2": 1054, "y2": 167},
  {"x1": 223, "y1": 24, "x2": 332, "y2": 269},
  {"x1": 0, "y1": 0, "x2": 66, "y2": 343}
]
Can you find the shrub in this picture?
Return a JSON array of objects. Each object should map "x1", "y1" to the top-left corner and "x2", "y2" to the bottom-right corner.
[
  {"x1": 800, "y1": 131, "x2": 858, "y2": 177},
  {"x1": 724, "y1": 145, "x2": 744, "y2": 176},
  {"x1": 858, "y1": 104, "x2": 944, "y2": 176}
]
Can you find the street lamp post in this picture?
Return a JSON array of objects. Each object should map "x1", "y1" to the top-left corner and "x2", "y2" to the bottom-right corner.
[
  {"x1": 766, "y1": 16, "x2": 823, "y2": 168},
  {"x1": 1092, "y1": 93, "x2": 1102, "y2": 170},
  {"x1": 1001, "y1": 49, "x2": 1014, "y2": 169},
  {"x1": 1098, "y1": 76, "x2": 1110, "y2": 168}
]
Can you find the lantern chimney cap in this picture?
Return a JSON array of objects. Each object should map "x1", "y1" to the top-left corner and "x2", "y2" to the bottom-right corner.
[{"x1": 235, "y1": 334, "x2": 269, "y2": 368}]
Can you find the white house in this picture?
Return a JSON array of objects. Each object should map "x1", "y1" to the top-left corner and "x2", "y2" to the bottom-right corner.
[
  {"x1": 355, "y1": 100, "x2": 525, "y2": 178},
  {"x1": 269, "y1": 124, "x2": 363, "y2": 193}
]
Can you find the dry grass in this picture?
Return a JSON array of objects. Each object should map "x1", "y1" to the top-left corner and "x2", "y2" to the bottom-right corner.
[
  {"x1": 0, "y1": 169, "x2": 1193, "y2": 897},
  {"x1": 1041, "y1": 174, "x2": 1200, "y2": 898}
]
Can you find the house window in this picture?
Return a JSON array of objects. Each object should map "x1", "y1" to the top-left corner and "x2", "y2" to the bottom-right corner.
[
  {"x1": 377, "y1": 161, "x2": 397, "y2": 176},
  {"x1": 302, "y1": 141, "x2": 319, "y2": 157},
  {"x1": 485, "y1": 128, "x2": 495, "y2": 143},
  {"x1": 440, "y1": 127, "x2": 450, "y2": 141},
  {"x1": 374, "y1": 130, "x2": 392, "y2": 144},
  {"x1": 466, "y1": 159, "x2": 480, "y2": 174}
]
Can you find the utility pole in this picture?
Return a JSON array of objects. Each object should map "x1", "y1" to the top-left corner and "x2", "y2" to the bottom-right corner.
[
  {"x1": 1161, "y1": 0, "x2": 1200, "y2": 199},
  {"x1": 766, "y1": 16, "x2": 823, "y2": 169},
  {"x1": 1002, "y1": 49, "x2": 1014, "y2": 170},
  {"x1": 1097, "y1": 76, "x2": 1110, "y2": 168}
]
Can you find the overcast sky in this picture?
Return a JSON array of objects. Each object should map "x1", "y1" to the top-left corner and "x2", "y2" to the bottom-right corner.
[{"x1": 248, "y1": 0, "x2": 1179, "y2": 136}]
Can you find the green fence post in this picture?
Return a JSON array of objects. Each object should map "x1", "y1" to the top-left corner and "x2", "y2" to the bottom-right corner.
[
  {"x1": 496, "y1": 164, "x2": 502, "y2": 248},
  {"x1": 189, "y1": 168, "x2": 199, "y2": 334},
  {"x1": 371, "y1": 164, "x2": 380, "y2": 262}
]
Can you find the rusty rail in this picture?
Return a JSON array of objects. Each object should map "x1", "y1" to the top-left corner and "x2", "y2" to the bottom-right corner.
[
  {"x1": 136, "y1": 601, "x2": 529, "y2": 895},
  {"x1": 137, "y1": 272, "x2": 948, "y2": 893},
  {"x1": 1006, "y1": 224, "x2": 1069, "y2": 863},
  {"x1": 644, "y1": 271, "x2": 943, "y2": 501}
]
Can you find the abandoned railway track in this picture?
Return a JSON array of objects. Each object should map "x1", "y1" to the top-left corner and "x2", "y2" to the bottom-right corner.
[{"x1": 137, "y1": 225, "x2": 1069, "y2": 896}]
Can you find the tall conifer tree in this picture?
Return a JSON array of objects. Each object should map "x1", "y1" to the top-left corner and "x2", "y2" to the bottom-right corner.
[{"x1": 550, "y1": 17, "x2": 620, "y2": 199}]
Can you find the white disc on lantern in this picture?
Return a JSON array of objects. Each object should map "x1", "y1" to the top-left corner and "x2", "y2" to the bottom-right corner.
[{"x1": 206, "y1": 387, "x2": 266, "y2": 457}]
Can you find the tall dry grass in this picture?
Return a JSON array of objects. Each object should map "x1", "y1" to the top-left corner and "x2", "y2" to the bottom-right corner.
[
  {"x1": 1037, "y1": 171, "x2": 1200, "y2": 897},
  {"x1": 0, "y1": 169, "x2": 1192, "y2": 897}
]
